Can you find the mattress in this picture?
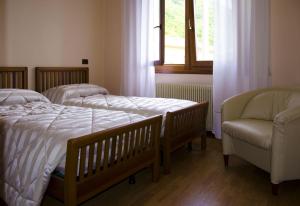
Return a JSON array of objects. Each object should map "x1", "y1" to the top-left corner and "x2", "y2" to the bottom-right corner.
[{"x1": 0, "y1": 102, "x2": 146, "y2": 206}]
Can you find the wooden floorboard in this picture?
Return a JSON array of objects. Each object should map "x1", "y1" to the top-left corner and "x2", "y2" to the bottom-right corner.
[{"x1": 42, "y1": 137, "x2": 300, "y2": 206}]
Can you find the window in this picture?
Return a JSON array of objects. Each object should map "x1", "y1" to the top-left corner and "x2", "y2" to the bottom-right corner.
[{"x1": 154, "y1": 0, "x2": 214, "y2": 74}]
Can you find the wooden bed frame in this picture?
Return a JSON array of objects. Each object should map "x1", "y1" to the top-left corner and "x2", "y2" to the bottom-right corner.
[
  {"x1": 35, "y1": 67, "x2": 208, "y2": 174},
  {"x1": 48, "y1": 115, "x2": 162, "y2": 206},
  {"x1": 0, "y1": 67, "x2": 162, "y2": 206},
  {"x1": 0, "y1": 67, "x2": 28, "y2": 89},
  {"x1": 35, "y1": 67, "x2": 88, "y2": 93}
]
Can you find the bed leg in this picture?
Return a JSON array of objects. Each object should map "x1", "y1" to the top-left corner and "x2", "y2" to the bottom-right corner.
[
  {"x1": 129, "y1": 175, "x2": 136, "y2": 184},
  {"x1": 224, "y1": 155, "x2": 229, "y2": 168},
  {"x1": 201, "y1": 134, "x2": 206, "y2": 151},
  {"x1": 163, "y1": 151, "x2": 171, "y2": 174},
  {"x1": 65, "y1": 186, "x2": 77, "y2": 206},
  {"x1": 65, "y1": 190, "x2": 77, "y2": 206},
  {"x1": 152, "y1": 162, "x2": 160, "y2": 182},
  {"x1": 64, "y1": 174, "x2": 77, "y2": 206},
  {"x1": 187, "y1": 142, "x2": 193, "y2": 152},
  {"x1": 0, "y1": 198, "x2": 7, "y2": 206},
  {"x1": 160, "y1": 150, "x2": 164, "y2": 166},
  {"x1": 272, "y1": 183, "x2": 279, "y2": 195}
]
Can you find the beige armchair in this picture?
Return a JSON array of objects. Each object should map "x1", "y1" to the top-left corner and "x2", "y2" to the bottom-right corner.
[{"x1": 221, "y1": 88, "x2": 300, "y2": 194}]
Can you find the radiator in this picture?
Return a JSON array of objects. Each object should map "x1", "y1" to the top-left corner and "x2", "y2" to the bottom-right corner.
[{"x1": 156, "y1": 83, "x2": 213, "y2": 131}]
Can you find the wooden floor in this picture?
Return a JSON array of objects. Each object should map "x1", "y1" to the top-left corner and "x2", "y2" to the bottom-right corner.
[{"x1": 42, "y1": 137, "x2": 300, "y2": 206}]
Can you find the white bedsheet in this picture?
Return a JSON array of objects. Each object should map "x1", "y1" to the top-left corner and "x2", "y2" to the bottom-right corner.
[
  {"x1": 63, "y1": 95, "x2": 197, "y2": 117},
  {"x1": 0, "y1": 102, "x2": 146, "y2": 206}
]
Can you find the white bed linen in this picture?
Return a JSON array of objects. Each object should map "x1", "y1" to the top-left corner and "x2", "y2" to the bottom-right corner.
[
  {"x1": 42, "y1": 84, "x2": 108, "y2": 104},
  {"x1": 63, "y1": 95, "x2": 197, "y2": 117},
  {"x1": 42, "y1": 84, "x2": 197, "y2": 117},
  {"x1": 0, "y1": 102, "x2": 146, "y2": 206},
  {"x1": 0, "y1": 89, "x2": 50, "y2": 106}
]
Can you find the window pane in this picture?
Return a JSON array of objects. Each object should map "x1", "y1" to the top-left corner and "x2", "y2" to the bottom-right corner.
[
  {"x1": 194, "y1": 0, "x2": 214, "y2": 61},
  {"x1": 165, "y1": 0, "x2": 185, "y2": 64}
]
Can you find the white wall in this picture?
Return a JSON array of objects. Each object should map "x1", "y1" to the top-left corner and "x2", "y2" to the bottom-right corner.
[
  {"x1": 103, "y1": 0, "x2": 123, "y2": 94},
  {"x1": 0, "y1": 0, "x2": 105, "y2": 89},
  {"x1": 271, "y1": 0, "x2": 300, "y2": 87}
]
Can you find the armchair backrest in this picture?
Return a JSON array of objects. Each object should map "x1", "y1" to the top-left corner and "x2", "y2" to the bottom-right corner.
[{"x1": 241, "y1": 90, "x2": 300, "y2": 121}]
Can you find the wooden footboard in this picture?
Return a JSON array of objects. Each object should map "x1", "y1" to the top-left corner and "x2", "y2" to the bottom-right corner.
[
  {"x1": 163, "y1": 101, "x2": 209, "y2": 174},
  {"x1": 47, "y1": 115, "x2": 162, "y2": 206}
]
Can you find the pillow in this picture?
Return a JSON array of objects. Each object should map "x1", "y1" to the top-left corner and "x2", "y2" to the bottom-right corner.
[
  {"x1": 0, "y1": 89, "x2": 50, "y2": 106},
  {"x1": 42, "y1": 84, "x2": 109, "y2": 104}
]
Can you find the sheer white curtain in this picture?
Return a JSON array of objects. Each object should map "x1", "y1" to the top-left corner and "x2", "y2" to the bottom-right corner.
[
  {"x1": 121, "y1": 0, "x2": 156, "y2": 97},
  {"x1": 213, "y1": 0, "x2": 270, "y2": 138}
]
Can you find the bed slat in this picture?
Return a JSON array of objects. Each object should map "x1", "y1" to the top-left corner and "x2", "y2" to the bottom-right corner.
[
  {"x1": 103, "y1": 139, "x2": 110, "y2": 170},
  {"x1": 110, "y1": 137, "x2": 117, "y2": 165},
  {"x1": 79, "y1": 147, "x2": 87, "y2": 181},
  {"x1": 117, "y1": 134, "x2": 123, "y2": 163},
  {"x1": 87, "y1": 144, "x2": 95, "y2": 177},
  {"x1": 128, "y1": 131, "x2": 136, "y2": 158},
  {"x1": 139, "y1": 127, "x2": 145, "y2": 153},
  {"x1": 123, "y1": 132, "x2": 129, "y2": 160},
  {"x1": 95, "y1": 140, "x2": 103, "y2": 172}
]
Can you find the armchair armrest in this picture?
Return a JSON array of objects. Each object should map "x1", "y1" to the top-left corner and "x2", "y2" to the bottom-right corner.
[
  {"x1": 221, "y1": 90, "x2": 262, "y2": 122},
  {"x1": 271, "y1": 106, "x2": 300, "y2": 184},
  {"x1": 274, "y1": 106, "x2": 300, "y2": 124}
]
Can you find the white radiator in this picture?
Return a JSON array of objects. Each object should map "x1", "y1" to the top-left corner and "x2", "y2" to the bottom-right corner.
[{"x1": 156, "y1": 83, "x2": 213, "y2": 131}]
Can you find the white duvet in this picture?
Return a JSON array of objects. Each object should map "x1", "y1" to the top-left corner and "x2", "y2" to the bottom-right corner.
[
  {"x1": 0, "y1": 102, "x2": 146, "y2": 206},
  {"x1": 42, "y1": 84, "x2": 197, "y2": 117},
  {"x1": 64, "y1": 95, "x2": 197, "y2": 117}
]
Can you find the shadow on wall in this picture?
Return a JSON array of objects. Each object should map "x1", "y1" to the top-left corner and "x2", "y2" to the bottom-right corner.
[
  {"x1": 0, "y1": 124, "x2": 4, "y2": 203},
  {"x1": 0, "y1": 1, "x2": 6, "y2": 65},
  {"x1": 0, "y1": 2, "x2": 5, "y2": 202}
]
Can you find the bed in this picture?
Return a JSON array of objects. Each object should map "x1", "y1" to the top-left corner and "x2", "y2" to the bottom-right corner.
[
  {"x1": 35, "y1": 67, "x2": 209, "y2": 174},
  {"x1": 0, "y1": 67, "x2": 162, "y2": 206}
]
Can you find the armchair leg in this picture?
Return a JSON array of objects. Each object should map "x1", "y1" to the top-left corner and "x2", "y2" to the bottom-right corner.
[
  {"x1": 223, "y1": 155, "x2": 229, "y2": 168},
  {"x1": 201, "y1": 134, "x2": 206, "y2": 151},
  {"x1": 272, "y1": 183, "x2": 279, "y2": 195},
  {"x1": 187, "y1": 142, "x2": 193, "y2": 152},
  {"x1": 152, "y1": 162, "x2": 160, "y2": 182},
  {"x1": 129, "y1": 175, "x2": 136, "y2": 184}
]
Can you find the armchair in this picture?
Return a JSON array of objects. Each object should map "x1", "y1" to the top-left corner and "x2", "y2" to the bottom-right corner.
[{"x1": 221, "y1": 88, "x2": 300, "y2": 195}]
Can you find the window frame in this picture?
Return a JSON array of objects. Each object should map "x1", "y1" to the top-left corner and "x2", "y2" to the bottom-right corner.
[{"x1": 155, "y1": 0, "x2": 213, "y2": 74}]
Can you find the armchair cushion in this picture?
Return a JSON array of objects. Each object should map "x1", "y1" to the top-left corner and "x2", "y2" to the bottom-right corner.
[
  {"x1": 222, "y1": 119, "x2": 273, "y2": 149},
  {"x1": 241, "y1": 91, "x2": 292, "y2": 121},
  {"x1": 287, "y1": 93, "x2": 300, "y2": 108}
]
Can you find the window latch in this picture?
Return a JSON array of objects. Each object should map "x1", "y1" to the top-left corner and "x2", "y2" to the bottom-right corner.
[
  {"x1": 154, "y1": 24, "x2": 161, "y2": 29},
  {"x1": 188, "y1": 19, "x2": 193, "y2": 31}
]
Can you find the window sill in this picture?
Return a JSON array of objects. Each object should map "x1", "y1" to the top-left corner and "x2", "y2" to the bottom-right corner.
[{"x1": 155, "y1": 64, "x2": 213, "y2": 75}]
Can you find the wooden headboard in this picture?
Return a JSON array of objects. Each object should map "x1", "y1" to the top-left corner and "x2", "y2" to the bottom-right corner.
[
  {"x1": 0, "y1": 67, "x2": 28, "y2": 89},
  {"x1": 35, "y1": 67, "x2": 89, "y2": 93}
]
